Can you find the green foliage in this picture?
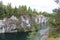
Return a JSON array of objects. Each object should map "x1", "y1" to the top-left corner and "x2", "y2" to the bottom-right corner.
[
  {"x1": 0, "y1": 1, "x2": 6, "y2": 19},
  {"x1": 5, "y1": 3, "x2": 13, "y2": 17},
  {"x1": 17, "y1": 27, "x2": 24, "y2": 32},
  {"x1": 27, "y1": 27, "x2": 37, "y2": 40},
  {"x1": 49, "y1": 33, "x2": 60, "y2": 38},
  {"x1": 0, "y1": 1, "x2": 50, "y2": 19},
  {"x1": 48, "y1": 0, "x2": 60, "y2": 37},
  {"x1": 13, "y1": 7, "x2": 19, "y2": 17},
  {"x1": 27, "y1": 7, "x2": 32, "y2": 15},
  {"x1": 48, "y1": 10, "x2": 60, "y2": 37},
  {"x1": 27, "y1": 31, "x2": 37, "y2": 40},
  {"x1": 27, "y1": 23, "x2": 38, "y2": 40},
  {"x1": 18, "y1": 5, "x2": 27, "y2": 15}
]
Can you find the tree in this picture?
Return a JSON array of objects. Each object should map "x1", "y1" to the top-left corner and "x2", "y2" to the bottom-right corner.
[
  {"x1": 32, "y1": 9, "x2": 37, "y2": 15},
  {"x1": 49, "y1": 0, "x2": 60, "y2": 34},
  {"x1": 18, "y1": 5, "x2": 27, "y2": 15},
  {"x1": 5, "y1": 3, "x2": 13, "y2": 18},
  {"x1": 0, "y1": 1, "x2": 5, "y2": 19},
  {"x1": 27, "y1": 7, "x2": 32, "y2": 15},
  {"x1": 13, "y1": 7, "x2": 19, "y2": 17}
]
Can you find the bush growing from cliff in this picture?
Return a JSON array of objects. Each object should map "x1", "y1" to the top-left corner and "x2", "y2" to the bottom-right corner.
[
  {"x1": 17, "y1": 27, "x2": 24, "y2": 32},
  {"x1": 27, "y1": 23, "x2": 39, "y2": 40}
]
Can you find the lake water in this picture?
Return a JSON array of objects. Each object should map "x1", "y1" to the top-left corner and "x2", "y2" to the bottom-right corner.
[{"x1": 0, "y1": 32, "x2": 29, "y2": 40}]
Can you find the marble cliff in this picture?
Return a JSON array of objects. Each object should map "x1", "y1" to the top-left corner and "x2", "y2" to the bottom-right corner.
[{"x1": 0, "y1": 15, "x2": 48, "y2": 33}]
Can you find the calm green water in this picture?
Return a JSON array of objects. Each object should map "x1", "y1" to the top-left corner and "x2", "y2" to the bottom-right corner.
[{"x1": 0, "y1": 32, "x2": 29, "y2": 40}]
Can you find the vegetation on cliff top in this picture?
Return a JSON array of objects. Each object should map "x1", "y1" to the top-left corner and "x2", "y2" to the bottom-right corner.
[{"x1": 0, "y1": 1, "x2": 51, "y2": 19}]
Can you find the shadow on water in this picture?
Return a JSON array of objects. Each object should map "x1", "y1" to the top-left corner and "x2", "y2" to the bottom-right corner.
[{"x1": 0, "y1": 32, "x2": 29, "y2": 40}]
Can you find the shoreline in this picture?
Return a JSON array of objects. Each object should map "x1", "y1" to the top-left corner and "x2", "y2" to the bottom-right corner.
[{"x1": 47, "y1": 37, "x2": 60, "y2": 40}]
